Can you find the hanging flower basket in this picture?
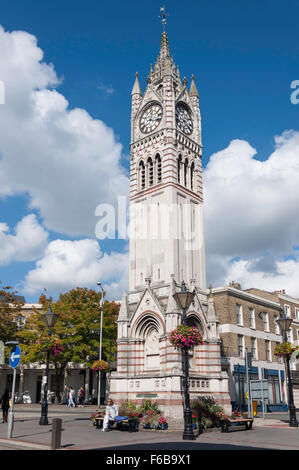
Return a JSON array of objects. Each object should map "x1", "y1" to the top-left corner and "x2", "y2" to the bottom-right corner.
[
  {"x1": 274, "y1": 342, "x2": 299, "y2": 359},
  {"x1": 92, "y1": 359, "x2": 109, "y2": 373},
  {"x1": 168, "y1": 325, "x2": 203, "y2": 350},
  {"x1": 38, "y1": 336, "x2": 64, "y2": 356}
]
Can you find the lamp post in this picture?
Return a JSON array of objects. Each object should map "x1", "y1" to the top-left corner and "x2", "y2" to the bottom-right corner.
[
  {"x1": 173, "y1": 281, "x2": 196, "y2": 440},
  {"x1": 97, "y1": 281, "x2": 105, "y2": 408},
  {"x1": 276, "y1": 314, "x2": 298, "y2": 428},
  {"x1": 39, "y1": 305, "x2": 58, "y2": 425}
]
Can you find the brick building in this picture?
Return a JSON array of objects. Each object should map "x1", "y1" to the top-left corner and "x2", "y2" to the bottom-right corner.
[{"x1": 211, "y1": 283, "x2": 299, "y2": 411}]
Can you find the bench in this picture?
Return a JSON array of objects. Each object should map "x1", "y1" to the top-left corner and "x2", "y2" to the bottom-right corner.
[
  {"x1": 95, "y1": 416, "x2": 138, "y2": 432},
  {"x1": 220, "y1": 418, "x2": 253, "y2": 433}
]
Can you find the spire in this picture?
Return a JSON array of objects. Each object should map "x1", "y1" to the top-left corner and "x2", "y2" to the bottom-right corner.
[
  {"x1": 189, "y1": 74, "x2": 199, "y2": 98},
  {"x1": 118, "y1": 290, "x2": 129, "y2": 320},
  {"x1": 159, "y1": 30, "x2": 170, "y2": 61},
  {"x1": 131, "y1": 72, "x2": 143, "y2": 96},
  {"x1": 166, "y1": 275, "x2": 180, "y2": 314},
  {"x1": 147, "y1": 5, "x2": 180, "y2": 83}
]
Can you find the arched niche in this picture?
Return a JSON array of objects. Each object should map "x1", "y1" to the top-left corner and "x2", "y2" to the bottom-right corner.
[
  {"x1": 186, "y1": 312, "x2": 205, "y2": 370},
  {"x1": 131, "y1": 312, "x2": 164, "y2": 371}
]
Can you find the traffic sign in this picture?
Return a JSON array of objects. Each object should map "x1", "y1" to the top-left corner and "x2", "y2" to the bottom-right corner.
[{"x1": 9, "y1": 345, "x2": 21, "y2": 368}]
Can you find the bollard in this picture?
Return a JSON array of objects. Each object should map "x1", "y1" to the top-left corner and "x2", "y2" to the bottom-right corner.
[{"x1": 51, "y1": 418, "x2": 62, "y2": 450}]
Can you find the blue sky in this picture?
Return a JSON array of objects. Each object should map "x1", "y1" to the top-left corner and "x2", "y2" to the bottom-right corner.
[{"x1": 0, "y1": 0, "x2": 298, "y2": 302}]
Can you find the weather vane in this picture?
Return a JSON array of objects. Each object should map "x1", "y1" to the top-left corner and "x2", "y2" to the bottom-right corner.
[{"x1": 159, "y1": 5, "x2": 169, "y2": 31}]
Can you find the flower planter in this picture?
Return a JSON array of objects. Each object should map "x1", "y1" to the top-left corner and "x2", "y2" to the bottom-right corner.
[{"x1": 168, "y1": 325, "x2": 203, "y2": 350}]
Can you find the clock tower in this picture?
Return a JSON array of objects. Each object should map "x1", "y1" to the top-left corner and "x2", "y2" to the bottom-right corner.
[{"x1": 110, "y1": 22, "x2": 230, "y2": 419}]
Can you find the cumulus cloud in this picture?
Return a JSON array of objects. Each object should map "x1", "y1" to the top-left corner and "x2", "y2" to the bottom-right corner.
[
  {"x1": 0, "y1": 214, "x2": 48, "y2": 265},
  {"x1": 0, "y1": 25, "x2": 128, "y2": 237},
  {"x1": 22, "y1": 238, "x2": 129, "y2": 300},
  {"x1": 224, "y1": 255, "x2": 299, "y2": 298},
  {"x1": 204, "y1": 130, "x2": 299, "y2": 295}
]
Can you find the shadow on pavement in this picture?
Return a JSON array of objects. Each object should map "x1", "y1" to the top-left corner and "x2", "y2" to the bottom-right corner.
[{"x1": 97, "y1": 442, "x2": 271, "y2": 451}]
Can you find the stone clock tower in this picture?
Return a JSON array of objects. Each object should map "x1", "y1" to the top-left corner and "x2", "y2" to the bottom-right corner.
[{"x1": 109, "y1": 26, "x2": 230, "y2": 418}]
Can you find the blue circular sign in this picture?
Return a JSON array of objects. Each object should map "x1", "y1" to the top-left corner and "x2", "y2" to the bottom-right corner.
[{"x1": 9, "y1": 345, "x2": 21, "y2": 368}]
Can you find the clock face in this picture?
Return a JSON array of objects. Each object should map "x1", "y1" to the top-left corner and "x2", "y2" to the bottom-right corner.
[
  {"x1": 176, "y1": 103, "x2": 193, "y2": 135},
  {"x1": 139, "y1": 103, "x2": 162, "y2": 134}
]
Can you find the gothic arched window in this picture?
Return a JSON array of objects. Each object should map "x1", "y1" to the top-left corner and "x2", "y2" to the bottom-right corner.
[
  {"x1": 190, "y1": 161, "x2": 195, "y2": 191},
  {"x1": 184, "y1": 158, "x2": 189, "y2": 187},
  {"x1": 139, "y1": 160, "x2": 145, "y2": 190},
  {"x1": 177, "y1": 154, "x2": 182, "y2": 184},
  {"x1": 147, "y1": 157, "x2": 154, "y2": 186},
  {"x1": 155, "y1": 154, "x2": 162, "y2": 184}
]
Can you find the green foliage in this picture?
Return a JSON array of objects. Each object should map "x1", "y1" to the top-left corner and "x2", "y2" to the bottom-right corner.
[
  {"x1": 191, "y1": 396, "x2": 226, "y2": 429},
  {"x1": 0, "y1": 282, "x2": 23, "y2": 346},
  {"x1": 139, "y1": 399, "x2": 160, "y2": 414},
  {"x1": 17, "y1": 288, "x2": 119, "y2": 367},
  {"x1": 118, "y1": 399, "x2": 139, "y2": 415},
  {"x1": 16, "y1": 287, "x2": 119, "y2": 402},
  {"x1": 274, "y1": 341, "x2": 299, "y2": 358}
]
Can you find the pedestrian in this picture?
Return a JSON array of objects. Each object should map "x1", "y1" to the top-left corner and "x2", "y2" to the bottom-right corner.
[
  {"x1": 65, "y1": 385, "x2": 70, "y2": 408},
  {"x1": 102, "y1": 398, "x2": 118, "y2": 432},
  {"x1": 0, "y1": 388, "x2": 10, "y2": 423},
  {"x1": 68, "y1": 387, "x2": 76, "y2": 408},
  {"x1": 78, "y1": 386, "x2": 85, "y2": 407}
]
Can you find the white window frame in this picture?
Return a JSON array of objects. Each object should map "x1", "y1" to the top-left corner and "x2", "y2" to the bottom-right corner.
[
  {"x1": 249, "y1": 308, "x2": 256, "y2": 329},
  {"x1": 237, "y1": 334, "x2": 244, "y2": 357},
  {"x1": 263, "y1": 312, "x2": 269, "y2": 332},
  {"x1": 295, "y1": 308, "x2": 299, "y2": 320},
  {"x1": 285, "y1": 304, "x2": 291, "y2": 317},
  {"x1": 251, "y1": 337, "x2": 258, "y2": 360},
  {"x1": 274, "y1": 315, "x2": 280, "y2": 335},
  {"x1": 236, "y1": 304, "x2": 243, "y2": 326},
  {"x1": 287, "y1": 327, "x2": 293, "y2": 343}
]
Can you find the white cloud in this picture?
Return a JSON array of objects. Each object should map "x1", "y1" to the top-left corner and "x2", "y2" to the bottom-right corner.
[
  {"x1": 0, "y1": 25, "x2": 128, "y2": 237},
  {"x1": 0, "y1": 214, "x2": 48, "y2": 265},
  {"x1": 224, "y1": 255, "x2": 299, "y2": 298},
  {"x1": 97, "y1": 81, "x2": 115, "y2": 97},
  {"x1": 204, "y1": 130, "x2": 299, "y2": 296},
  {"x1": 22, "y1": 238, "x2": 129, "y2": 300}
]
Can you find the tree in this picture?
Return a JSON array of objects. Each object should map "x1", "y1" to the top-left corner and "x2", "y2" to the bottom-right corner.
[
  {"x1": 17, "y1": 287, "x2": 119, "y2": 402},
  {"x1": 0, "y1": 282, "x2": 24, "y2": 347}
]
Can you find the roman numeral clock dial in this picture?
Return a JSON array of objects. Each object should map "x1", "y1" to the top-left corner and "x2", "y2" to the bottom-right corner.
[
  {"x1": 139, "y1": 103, "x2": 162, "y2": 134},
  {"x1": 176, "y1": 103, "x2": 193, "y2": 135}
]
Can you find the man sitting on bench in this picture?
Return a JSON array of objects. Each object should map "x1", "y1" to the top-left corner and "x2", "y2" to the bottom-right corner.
[{"x1": 103, "y1": 398, "x2": 118, "y2": 432}]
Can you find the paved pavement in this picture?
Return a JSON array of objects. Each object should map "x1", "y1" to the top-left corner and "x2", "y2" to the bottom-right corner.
[{"x1": 0, "y1": 404, "x2": 299, "y2": 452}]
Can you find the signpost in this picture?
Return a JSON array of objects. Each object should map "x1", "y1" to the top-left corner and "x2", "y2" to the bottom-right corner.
[
  {"x1": 250, "y1": 379, "x2": 269, "y2": 419},
  {"x1": 245, "y1": 349, "x2": 252, "y2": 417},
  {"x1": 7, "y1": 343, "x2": 21, "y2": 439}
]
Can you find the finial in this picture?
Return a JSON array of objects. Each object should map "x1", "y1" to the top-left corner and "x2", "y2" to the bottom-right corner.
[
  {"x1": 183, "y1": 77, "x2": 187, "y2": 87},
  {"x1": 159, "y1": 5, "x2": 169, "y2": 31}
]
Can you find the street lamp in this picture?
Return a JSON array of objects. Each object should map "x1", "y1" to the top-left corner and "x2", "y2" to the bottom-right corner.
[
  {"x1": 276, "y1": 313, "x2": 298, "y2": 428},
  {"x1": 173, "y1": 280, "x2": 196, "y2": 440},
  {"x1": 39, "y1": 305, "x2": 58, "y2": 425},
  {"x1": 97, "y1": 281, "x2": 105, "y2": 408}
]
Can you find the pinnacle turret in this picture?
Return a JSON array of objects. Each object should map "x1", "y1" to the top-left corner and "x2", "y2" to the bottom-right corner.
[
  {"x1": 189, "y1": 74, "x2": 199, "y2": 98},
  {"x1": 131, "y1": 72, "x2": 143, "y2": 96}
]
